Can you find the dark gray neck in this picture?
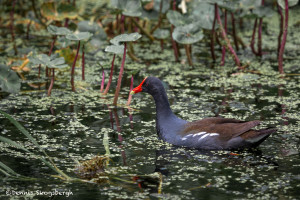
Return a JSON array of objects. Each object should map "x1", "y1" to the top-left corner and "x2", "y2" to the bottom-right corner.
[
  {"x1": 151, "y1": 91, "x2": 187, "y2": 141},
  {"x1": 152, "y1": 92, "x2": 174, "y2": 120}
]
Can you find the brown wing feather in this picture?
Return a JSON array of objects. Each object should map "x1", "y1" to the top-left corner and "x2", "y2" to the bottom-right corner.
[
  {"x1": 240, "y1": 128, "x2": 276, "y2": 140},
  {"x1": 182, "y1": 117, "x2": 261, "y2": 140}
]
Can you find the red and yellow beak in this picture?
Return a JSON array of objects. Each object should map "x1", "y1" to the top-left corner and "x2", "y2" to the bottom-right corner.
[{"x1": 130, "y1": 77, "x2": 147, "y2": 95}]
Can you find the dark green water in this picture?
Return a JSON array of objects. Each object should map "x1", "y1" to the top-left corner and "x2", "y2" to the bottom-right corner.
[{"x1": 1, "y1": 9, "x2": 300, "y2": 200}]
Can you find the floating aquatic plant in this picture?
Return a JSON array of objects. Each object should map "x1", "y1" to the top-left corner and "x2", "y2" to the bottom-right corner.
[
  {"x1": 172, "y1": 23, "x2": 204, "y2": 66},
  {"x1": 153, "y1": 28, "x2": 169, "y2": 51},
  {"x1": 0, "y1": 110, "x2": 73, "y2": 181},
  {"x1": 40, "y1": 2, "x2": 78, "y2": 21},
  {"x1": 0, "y1": 64, "x2": 21, "y2": 93},
  {"x1": 107, "y1": 33, "x2": 141, "y2": 106},
  {"x1": 30, "y1": 53, "x2": 68, "y2": 96},
  {"x1": 66, "y1": 31, "x2": 92, "y2": 91}
]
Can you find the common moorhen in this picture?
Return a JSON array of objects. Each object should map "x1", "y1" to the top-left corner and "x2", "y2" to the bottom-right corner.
[{"x1": 130, "y1": 77, "x2": 276, "y2": 150}]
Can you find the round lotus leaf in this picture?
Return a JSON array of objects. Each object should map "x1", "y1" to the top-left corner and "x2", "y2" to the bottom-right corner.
[
  {"x1": 239, "y1": 10, "x2": 258, "y2": 19},
  {"x1": 278, "y1": 0, "x2": 299, "y2": 9},
  {"x1": 110, "y1": 0, "x2": 142, "y2": 17},
  {"x1": 94, "y1": 30, "x2": 107, "y2": 41},
  {"x1": 211, "y1": 0, "x2": 260, "y2": 12},
  {"x1": 122, "y1": 0, "x2": 142, "y2": 17},
  {"x1": 41, "y1": 2, "x2": 56, "y2": 19},
  {"x1": 57, "y1": 36, "x2": 72, "y2": 48},
  {"x1": 30, "y1": 54, "x2": 68, "y2": 69},
  {"x1": 191, "y1": 2, "x2": 215, "y2": 30},
  {"x1": 208, "y1": 0, "x2": 239, "y2": 11},
  {"x1": 57, "y1": 3, "x2": 78, "y2": 19},
  {"x1": 90, "y1": 38, "x2": 105, "y2": 47},
  {"x1": 77, "y1": 21, "x2": 107, "y2": 42},
  {"x1": 153, "y1": 29, "x2": 169, "y2": 39},
  {"x1": 0, "y1": 65, "x2": 20, "y2": 93},
  {"x1": 48, "y1": 25, "x2": 72, "y2": 35},
  {"x1": 238, "y1": 0, "x2": 261, "y2": 10},
  {"x1": 110, "y1": 0, "x2": 127, "y2": 9},
  {"x1": 239, "y1": 5, "x2": 275, "y2": 18},
  {"x1": 167, "y1": 10, "x2": 193, "y2": 27},
  {"x1": 41, "y1": 2, "x2": 78, "y2": 21},
  {"x1": 48, "y1": 57, "x2": 68, "y2": 69},
  {"x1": 78, "y1": 21, "x2": 100, "y2": 33},
  {"x1": 110, "y1": 33, "x2": 142, "y2": 45},
  {"x1": 141, "y1": 9, "x2": 159, "y2": 20},
  {"x1": 30, "y1": 54, "x2": 49, "y2": 66},
  {"x1": 172, "y1": 23, "x2": 204, "y2": 44},
  {"x1": 105, "y1": 45, "x2": 125, "y2": 55},
  {"x1": 252, "y1": 6, "x2": 275, "y2": 18},
  {"x1": 66, "y1": 32, "x2": 93, "y2": 41}
]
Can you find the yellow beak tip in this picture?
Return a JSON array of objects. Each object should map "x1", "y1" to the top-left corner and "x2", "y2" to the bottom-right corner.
[{"x1": 130, "y1": 91, "x2": 135, "y2": 95}]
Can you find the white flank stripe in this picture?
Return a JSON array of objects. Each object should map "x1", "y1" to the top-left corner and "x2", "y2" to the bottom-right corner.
[
  {"x1": 183, "y1": 132, "x2": 219, "y2": 141},
  {"x1": 198, "y1": 133, "x2": 219, "y2": 141},
  {"x1": 182, "y1": 134, "x2": 192, "y2": 141},
  {"x1": 193, "y1": 132, "x2": 206, "y2": 137},
  {"x1": 199, "y1": 134, "x2": 209, "y2": 140}
]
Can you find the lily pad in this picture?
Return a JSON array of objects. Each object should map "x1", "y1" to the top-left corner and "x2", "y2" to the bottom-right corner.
[
  {"x1": 110, "y1": 0, "x2": 127, "y2": 9},
  {"x1": 41, "y1": 2, "x2": 78, "y2": 21},
  {"x1": 191, "y1": 2, "x2": 216, "y2": 30},
  {"x1": 57, "y1": 37, "x2": 72, "y2": 48},
  {"x1": 66, "y1": 32, "x2": 93, "y2": 41},
  {"x1": 47, "y1": 25, "x2": 72, "y2": 35},
  {"x1": 252, "y1": 6, "x2": 275, "y2": 18},
  {"x1": 172, "y1": 23, "x2": 204, "y2": 44},
  {"x1": 30, "y1": 54, "x2": 68, "y2": 69},
  {"x1": 122, "y1": 0, "x2": 142, "y2": 17},
  {"x1": 0, "y1": 65, "x2": 21, "y2": 93},
  {"x1": 105, "y1": 45, "x2": 125, "y2": 55},
  {"x1": 209, "y1": 0, "x2": 260, "y2": 12},
  {"x1": 111, "y1": 0, "x2": 142, "y2": 17},
  {"x1": 167, "y1": 10, "x2": 193, "y2": 27},
  {"x1": 90, "y1": 38, "x2": 105, "y2": 47},
  {"x1": 141, "y1": 9, "x2": 159, "y2": 20},
  {"x1": 278, "y1": 0, "x2": 299, "y2": 9},
  {"x1": 77, "y1": 21, "x2": 107, "y2": 45},
  {"x1": 110, "y1": 33, "x2": 142, "y2": 45},
  {"x1": 207, "y1": 0, "x2": 239, "y2": 11},
  {"x1": 153, "y1": 29, "x2": 169, "y2": 39},
  {"x1": 237, "y1": 0, "x2": 261, "y2": 10},
  {"x1": 78, "y1": 21, "x2": 101, "y2": 34}
]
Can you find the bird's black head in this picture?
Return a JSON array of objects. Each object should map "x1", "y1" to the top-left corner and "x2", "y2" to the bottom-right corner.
[{"x1": 131, "y1": 77, "x2": 165, "y2": 96}]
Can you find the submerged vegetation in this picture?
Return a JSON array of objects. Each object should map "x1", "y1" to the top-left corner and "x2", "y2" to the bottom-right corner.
[{"x1": 0, "y1": 0, "x2": 300, "y2": 199}]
